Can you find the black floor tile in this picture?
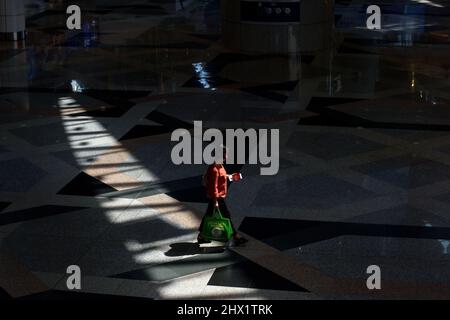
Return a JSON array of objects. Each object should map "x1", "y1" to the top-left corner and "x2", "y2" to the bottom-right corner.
[
  {"x1": 120, "y1": 111, "x2": 194, "y2": 140},
  {"x1": 86, "y1": 89, "x2": 150, "y2": 101},
  {"x1": 0, "y1": 287, "x2": 12, "y2": 300},
  {"x1": 208, "y1": 259, "x2": 308, "y2": 292},
  {"x1": 204, "y1": 53, "x2": 257, "y2": 72},
  {"x1": 300, "y1": 103, "x2": 450, "y2": 131},
  {"x1": 306, "y1": 97, "x2": 365, "y2": 111},
  {"x1": 83, "y1": 90, "x2": 145, "y2": 110},
  {"x1": 182, "y1": 52, "x2": 286, "y2": 90},
  {"x1": 17, "y1": 290, "x2": 153, "y2": 301},
  {"x1": 183, "y1": 76, "x2": 236, "y2": 88},
  {"x1": 167, "y1": 186, "x2": 209, "y2": 203},
  {"x1": 57, "y1": 172, "x2": 117, "y2": 196},
  {"x1": 241, "y1": 80, "x2": 298, "y2": 103},
  {"x1": 146, "y1": 110, "x2": 194, "y2": 130},
  {"x1": 255, "y1": 80, "x2": 299, "y2": 91},
  {"x1": 238, "y1": 217, "x2": 450, "y2": 251},
  {"x1": 119, "y1": 125, "x2": 172, "y2": 141},
  {"x1": 299, "y1": 96, "x2": 450, "y2": 131},
  {"x1": 240, "y1": 88, "x2": 288, "y2": 103},
  {"x1": 0, "y1": 205, "x2": 87, "y2": 226},
  {"x1": 0, "y1": 202, "x2": 10, "y2": 213}
]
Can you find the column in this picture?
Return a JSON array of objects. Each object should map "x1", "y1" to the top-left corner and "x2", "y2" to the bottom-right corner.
[
  {"x1": 222, "y1": 0, "x2": 335, "y2": 54},
  {"x1": 0, "y1": 0, "x2": 26, "y2": 41}
]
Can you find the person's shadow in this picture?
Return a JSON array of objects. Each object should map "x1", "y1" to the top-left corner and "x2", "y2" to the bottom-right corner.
[{"x1": 165, "y1": 242, "x2": 227, "y2": 256}]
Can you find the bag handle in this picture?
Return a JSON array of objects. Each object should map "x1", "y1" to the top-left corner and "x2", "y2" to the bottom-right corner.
[{"x1": 212, "y1": 207, "x2": 223, "y2": 219}]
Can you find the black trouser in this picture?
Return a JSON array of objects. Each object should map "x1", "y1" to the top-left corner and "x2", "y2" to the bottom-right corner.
[{"x1": 199, "y1": 198, "x2": 237, "y2": 235}]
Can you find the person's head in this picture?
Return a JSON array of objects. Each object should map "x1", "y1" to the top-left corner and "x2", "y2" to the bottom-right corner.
[{"x1": 215, "y1": 144, "x2": 228, "y2": 164}]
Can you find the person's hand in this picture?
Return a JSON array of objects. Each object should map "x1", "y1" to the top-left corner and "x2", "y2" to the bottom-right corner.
[{"x1": 231, "y1": 173, "x2": 243, "y2": 181}]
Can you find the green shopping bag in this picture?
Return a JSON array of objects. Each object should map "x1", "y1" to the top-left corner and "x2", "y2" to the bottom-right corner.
[{"x1": 201, "y1": 207, "x2": 233, "y2": 242}]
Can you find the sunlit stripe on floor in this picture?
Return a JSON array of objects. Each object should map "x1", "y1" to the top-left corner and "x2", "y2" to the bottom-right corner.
[{"x1": 57, "y1": 95, "x2": 201, "y2": 230}]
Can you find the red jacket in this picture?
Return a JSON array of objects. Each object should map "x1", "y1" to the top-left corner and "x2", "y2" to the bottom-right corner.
[{"x1": 204, "y1": 164, "x2": 227, "y2": 199}]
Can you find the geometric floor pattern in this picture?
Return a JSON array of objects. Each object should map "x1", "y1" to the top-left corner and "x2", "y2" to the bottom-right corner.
[{"x1": 2, "y1": 0, "x2": 450, "y2": 300}]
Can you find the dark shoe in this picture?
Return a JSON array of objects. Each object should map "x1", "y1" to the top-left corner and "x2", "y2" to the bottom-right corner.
[
  {"x1": 233, "y1": 234, "x2": 248, "y2": 246},
  {"x1": 197, "y1": 234, "x2": 211, "y2": 244}
]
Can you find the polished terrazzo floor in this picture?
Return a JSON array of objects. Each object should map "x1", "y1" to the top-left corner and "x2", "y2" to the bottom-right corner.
[{"x1": 1, "y1": 0, "x2": 450, "y2": 300}]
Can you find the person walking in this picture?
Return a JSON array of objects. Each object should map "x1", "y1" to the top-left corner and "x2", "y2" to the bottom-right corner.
[{"x1": 197, "y1": 146, "x2": 248, "y2": 246}]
